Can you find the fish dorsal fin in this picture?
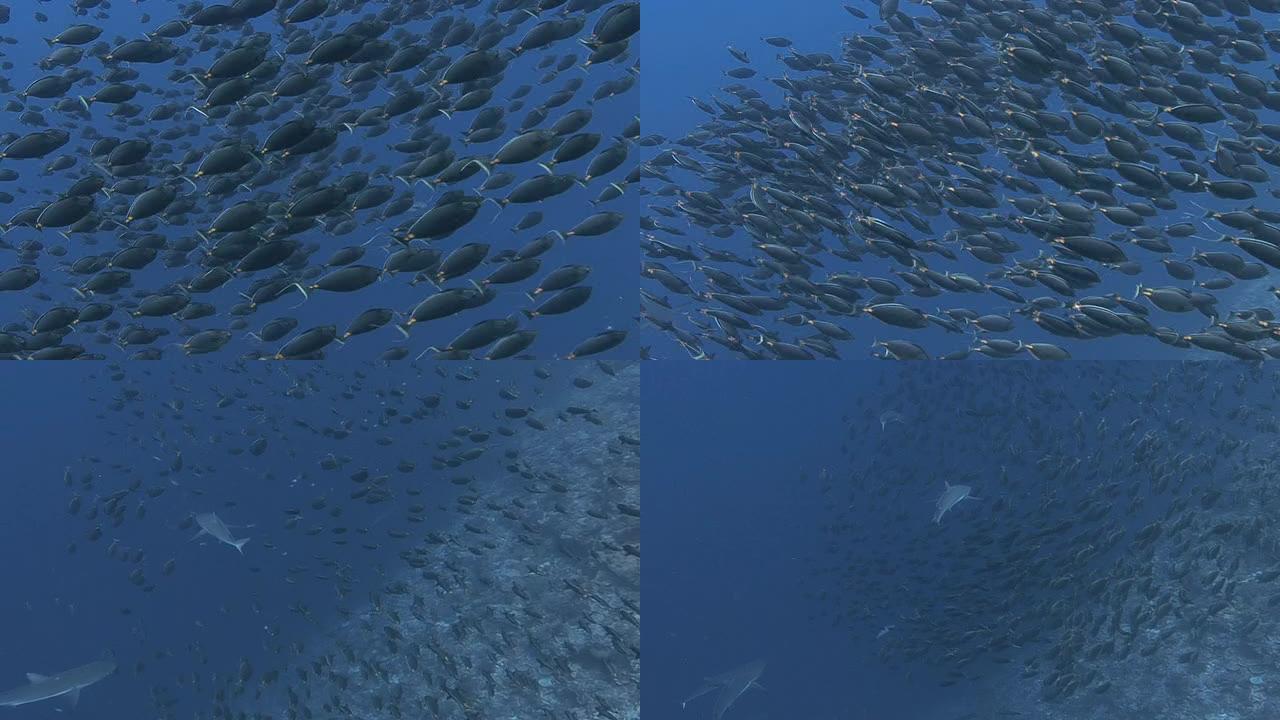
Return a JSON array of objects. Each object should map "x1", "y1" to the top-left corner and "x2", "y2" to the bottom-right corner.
[
  {"x1": 66, "y1": 686, "x2": 82, "y2": 708},
  {"x1": 26, "y1": 673, "x2": 50, "y2": 684}
]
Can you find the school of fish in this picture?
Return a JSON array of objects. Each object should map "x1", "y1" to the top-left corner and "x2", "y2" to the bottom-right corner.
[
  {"x1": 0, "y1": 0, "x2": 637, "y2": 360},
  {"x1": 55, "y1": 359, "x2": 639, "y2": 719},
  {"x1": 806, "y1": 361, "x2": 1280, "y2": 717},
  {"x1": 640, "y1": 0, "x2": 1280, "y2": 360}
]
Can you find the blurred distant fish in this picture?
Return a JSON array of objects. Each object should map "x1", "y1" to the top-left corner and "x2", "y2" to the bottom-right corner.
[
  {"x1": 879, "y1": 410, "x2": 905, "y2": 431},
  {"x1": 0, "y1": 659, "x2": 116, "y2": 708},
  {"x1": 681, "y1": 659, "x2": 765, "y2": 720},
  {"x1": 193, "y1": 512, "x2": 250, "y2": 555}
]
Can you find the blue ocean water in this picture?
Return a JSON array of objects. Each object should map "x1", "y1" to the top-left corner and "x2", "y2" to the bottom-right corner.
[
  {"x1": 646, "y1": 363, "x2": 912, "y2": 720},
  {"x1": 639, "y1": 0, "x2": 1280, "y2": 360},
  {"x1": 643, "y1": 0, "x2": 851, "y2": 141},
  {"x1": 0, "y1": 358, "x2": 640, "y2": 718},
  {"x1": 0, "y1": 0, "x2": 636, "y2": 360}
]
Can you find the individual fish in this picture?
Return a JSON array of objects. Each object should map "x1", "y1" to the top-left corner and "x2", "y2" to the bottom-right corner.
[
  {"x1": 0, "y1": 660, "x2": 115, "y2": 708},
  {"x1": 192, "y1": 512, "x2": 250, "y2": 555}
]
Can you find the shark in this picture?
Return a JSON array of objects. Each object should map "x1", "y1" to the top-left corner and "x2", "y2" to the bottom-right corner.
[
  {"x1": 681, "y1": 659, "x2": 765, "y2": 720},
  {"x1": 0, "y1": 659, "x2": 116, "y2": 708},
  {"x1": 934, "y1": 481, "x2": 978, "y2": 523},
  {"x1": 879, "y1": 410, "x2": 905, "y2": 431},
  {"x1": 193, "y1": 512, "x2": 250, "y2": 554}
]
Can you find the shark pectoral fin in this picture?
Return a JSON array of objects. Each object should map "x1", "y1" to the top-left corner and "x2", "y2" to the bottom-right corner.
[
  {"x1": 25, "y1": 674, "x2": 49, "y2": 684},
  {"x1": 65, "y1": 687, "x2": 81, "y2": 708}
]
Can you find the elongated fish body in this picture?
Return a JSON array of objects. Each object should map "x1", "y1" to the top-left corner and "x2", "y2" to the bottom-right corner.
[
  {"x1": 194, "y1": 512, "x2": 250, "y2": 554},
  {"x1": 934, "y1": 481, "x2": 976, "y2": 523},
  {"x1": 0, "y1": 660, "x2": 115, "y2": 708}
]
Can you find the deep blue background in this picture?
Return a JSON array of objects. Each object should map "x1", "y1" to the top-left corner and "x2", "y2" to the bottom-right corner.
[
  {"x1": 643, "y1": 0, "x2": 851, "y2": 141},
  {"x1": 645, "y1": 363, "x2": 918, "y2": 720},
  {"x1": 0, "y1": 0, "x2": 636, "y2": 360}
]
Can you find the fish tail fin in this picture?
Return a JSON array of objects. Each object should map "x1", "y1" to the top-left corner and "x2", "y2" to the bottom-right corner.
[
  {"x1": 233, "y1": 537, "x2": 250, "y2": 555},
  {"x1": 288, "y1": 283, "x2": 310, "y2": 308},
  {"x1": 483, "y1": 196, "x2": 505, "y2": 218},
  {"x1": 79, "y1": 96, "x2": 92, "y2": 112}
]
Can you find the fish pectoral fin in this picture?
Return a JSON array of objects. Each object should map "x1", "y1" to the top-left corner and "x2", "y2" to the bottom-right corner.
[
  {"x1": 25, "y1": 673, "x2": 49, "y2": 684},
  {"x1": 65, "y1": 686, "x2": 81, "y2": 708}
]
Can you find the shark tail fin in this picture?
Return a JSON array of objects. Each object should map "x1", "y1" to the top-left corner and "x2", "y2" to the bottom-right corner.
[{"x1": 233, "y1": 537, "x2": 251, "y2": 555}]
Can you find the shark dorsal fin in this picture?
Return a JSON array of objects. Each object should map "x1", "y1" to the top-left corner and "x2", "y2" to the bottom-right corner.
[{"x1": 26, "y1": 673, "x2": 50, "y2": 684}]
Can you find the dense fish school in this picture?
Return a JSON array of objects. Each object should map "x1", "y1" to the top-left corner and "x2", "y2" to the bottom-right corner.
[
  {"x1": 49, "y1": 359, "x2": 639, "y2": 720},
  {"x1": 809, "y1": 362, "x2": 1280, "y2": 718},
  {"x1": 641, "y1": 0, "x2": 1280, "y2": 360},
  {"x1": 0, "y1": 0, "x2": 636, "y2": 360}
]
